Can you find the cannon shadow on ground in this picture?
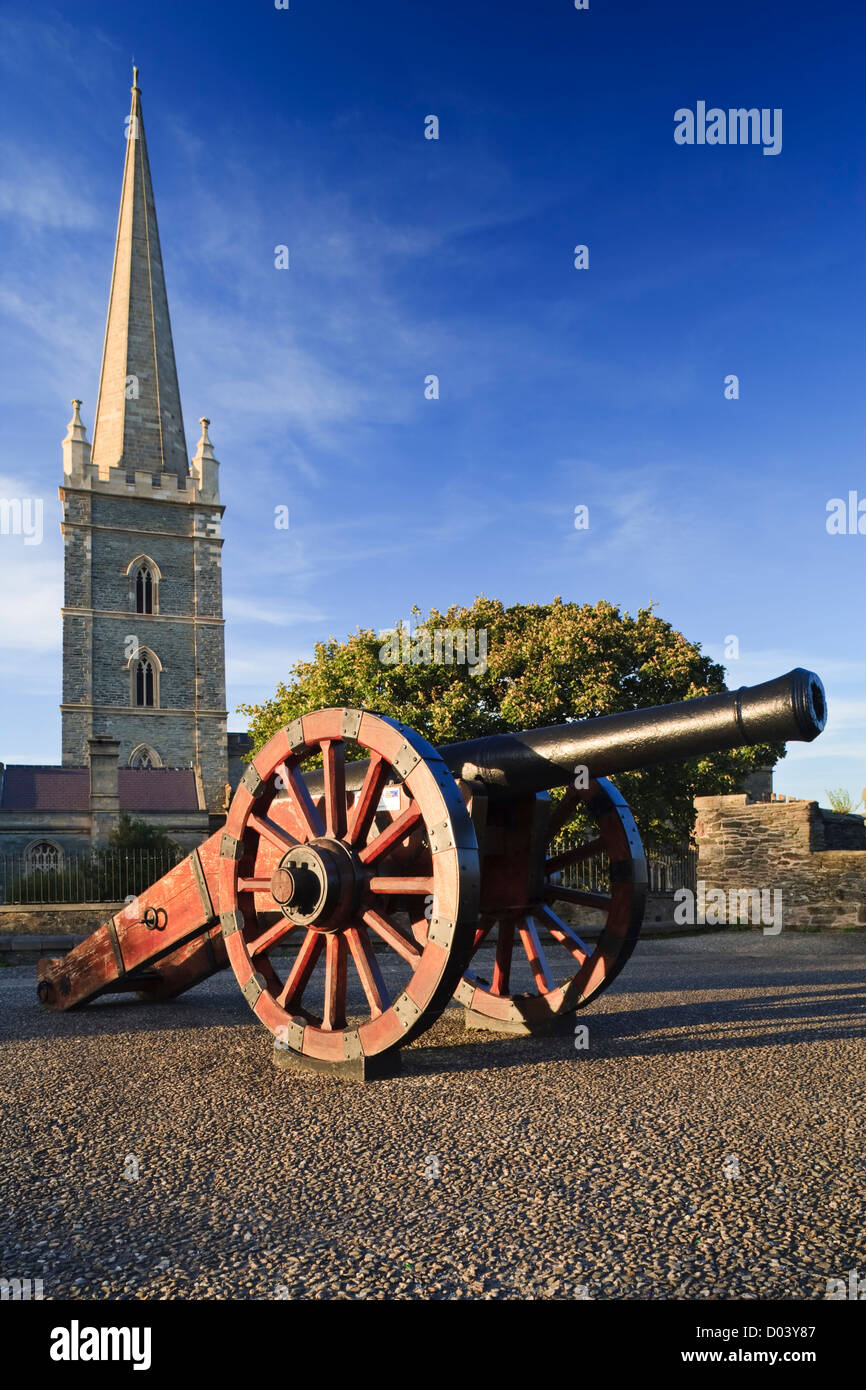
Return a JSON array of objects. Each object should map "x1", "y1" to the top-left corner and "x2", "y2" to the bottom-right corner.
[
  {"x1": 406, "y1": 987, "x2": 866, "y2": 1076},
  {"x1": 3, "y1": 965, "x2": 862, "y2": 1075}
]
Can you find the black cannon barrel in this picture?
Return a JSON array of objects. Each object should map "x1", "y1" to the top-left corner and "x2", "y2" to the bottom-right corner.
[
  {"x1": 303, "y1": 668, "x2": 826, "y2": 800},
  {"x1": 442, "y1": 667, "x2": 826, "y2": 799}
]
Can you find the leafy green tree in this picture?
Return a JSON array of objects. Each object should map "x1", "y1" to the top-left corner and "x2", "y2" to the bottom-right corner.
[{"x1": 239, "y1": 596, "x2": 782, "y2": 846}]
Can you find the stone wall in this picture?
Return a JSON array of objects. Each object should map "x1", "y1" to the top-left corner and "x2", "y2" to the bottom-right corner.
[
  {"x1": 813, "y1": 808, "x2": 866, "y2": 851},
  {"x1": 694, "y1": 794, "x2": 866, "y2": 931}
]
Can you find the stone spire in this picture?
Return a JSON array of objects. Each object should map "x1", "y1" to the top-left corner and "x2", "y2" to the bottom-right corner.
[{"x1": 90, "y1": 66, "x2": 189, "y2": 484}]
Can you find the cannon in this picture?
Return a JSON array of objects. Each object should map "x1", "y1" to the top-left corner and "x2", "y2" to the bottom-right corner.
[{"x1": 37, "y1": 668, "x2": 826, "y2": 1079}]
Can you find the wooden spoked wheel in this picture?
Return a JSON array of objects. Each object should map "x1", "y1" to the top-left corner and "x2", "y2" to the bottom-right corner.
[
  {"x1": 456, "y1": 777, "x2": 647, "y2": 1030},
  {"x1": 218, "y1": 709, "x2": 480, "y2": 1068}
]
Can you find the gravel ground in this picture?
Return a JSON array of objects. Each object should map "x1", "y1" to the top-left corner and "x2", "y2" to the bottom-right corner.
[{"x1": 0, "y1": 930, "x2": 863, "y2": 1301}]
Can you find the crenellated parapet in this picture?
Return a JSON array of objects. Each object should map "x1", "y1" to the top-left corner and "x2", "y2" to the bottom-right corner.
[{"x1": 60, "y1": 402, "x2": 222, "y2": 524}]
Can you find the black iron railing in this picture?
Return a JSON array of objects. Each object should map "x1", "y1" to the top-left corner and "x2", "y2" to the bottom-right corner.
[
  {"x1": 645, "y1": 846, "x2": 698, "y2": 894},
  {"x1": 549, "y1": 830, "x2": 697, "y2": 895},
  {"x1": 0, "y1": 847, "x2": 183, "y2": 906},
  {"x1": 2, "y1": 838, "x2": 697, "y2": 907}
]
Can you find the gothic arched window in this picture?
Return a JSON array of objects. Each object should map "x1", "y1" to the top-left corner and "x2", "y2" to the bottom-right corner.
[
  {"x1": 24, "y1": 840, "x2": 63, "y2": 872},
  {"x1": 135, "y1": 657, "x2": 155, "y2": 706},
  {"x1": 135, "y1": 565, "x2": 154, "y2": 614},
  {"x1": 128, "y1": 744, "x2": 162, "y2": 769},
  {"x1": 128, "y1": 647, "x2": 161, "y2": 709},
  {"x1": 126, "y1": 555, "x2": 161, "y2": 615}
]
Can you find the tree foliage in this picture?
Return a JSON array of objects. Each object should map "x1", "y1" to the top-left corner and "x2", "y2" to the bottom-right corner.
[
  {"x1": 824, "y1": 789, "x2": 861, "y2": 815},
  {"x1": 239, "y1": 596, "x2": 782, "y2": 846},
  {"x1": 108, "y1": 813, "x2": 181, "y2": 855}
]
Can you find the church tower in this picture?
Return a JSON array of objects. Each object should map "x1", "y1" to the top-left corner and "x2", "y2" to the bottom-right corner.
[{"x1": 60, "y1": 68, "x2": 228, "y2": 812}]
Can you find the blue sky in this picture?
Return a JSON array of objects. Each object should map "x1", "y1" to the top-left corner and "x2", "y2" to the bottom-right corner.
[{"x1": 0, "y1": 0, "x2": 864, "y2": 804}]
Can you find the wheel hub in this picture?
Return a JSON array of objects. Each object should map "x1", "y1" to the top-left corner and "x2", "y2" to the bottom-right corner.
[{"x1": 269, "y1": 839, "x2": 359, "y2": 932}]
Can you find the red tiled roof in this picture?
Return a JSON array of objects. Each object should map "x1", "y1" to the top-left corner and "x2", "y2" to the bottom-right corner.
[
  {"x1": 118, "y1": 768, "x2": 199, "y2": 812},
  {"x1": 0, "y1": 765, "x2": 199, "y2": 813},
  {"x1": 0, "y1": 767, "x2": 89, "y2": 811}
]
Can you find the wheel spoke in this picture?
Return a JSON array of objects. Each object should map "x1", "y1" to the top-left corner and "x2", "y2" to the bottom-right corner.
[
  {"x1": 518, "y1": 915, "x2": 557, "y2": 993},
  {"x1": 538, "y1": 905, "x2": 589, "y2": 964},
  {"x1": 249, "y1": 919, "x2": 297, "y2": 956},
  {"x1": 545, "y1": 884, "x2": 611, "y2": 911},
  {"x1": 471, "y1": 917, "x2": 497, "y2": 951},
  {"x1": 347, "y1": 754, "x2": 389, "y2": 846},
  {"x1": 367, "y1": 875, "x2": 434, "y2": 895},
  {"x1": 362, "y1": 908, "x2": 421, "y2": 964},
  {"x1": 237, "y1": 877, "x2": 274, "y2": 894},
  {"x1": 358, "y1": 803, "x2": 423, "y2": 864},
  {"x1": 322, "y1": 933, "x2": 348, "y2": 1030},
  {"x1": 490, "y1": 919, "x2": 514, "y2": 996},
  {"x1": 248, "y1": 811, "x2": 298, "y2": 854},
  {"x1": 321, "y1": 739, "x2": 347, "y2": 839},
  {"x1": 276, "y1": 929, "x2": 323, "y2": 1009},
  {"x1": 546, "y1": 836, "x2": 604, "y2": 873},
  {"x1": 346, "y1": 925, "x2": 391, "y2": 1017},
  {"x1": 274, "y1": 760, "x2": 325, "y2": 841}
]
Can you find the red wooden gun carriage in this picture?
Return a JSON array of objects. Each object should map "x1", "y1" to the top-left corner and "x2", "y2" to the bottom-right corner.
[{"x1": 37, "y1": 668, "x2": 826, "y2": 1079}]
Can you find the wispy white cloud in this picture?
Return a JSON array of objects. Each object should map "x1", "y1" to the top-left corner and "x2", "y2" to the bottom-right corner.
[
  {"x1": 223, "y1": 596, "x2": 329, "y2": 628},
  {"x1": 0, "y1": 546, "x2": 61, "y2": 654},
  {"x1": 0, "y1": 147, "x2": 99, "y2": 230},
  {"x1": 0, "y1": 12, "x2": 111, "y2": 85}
]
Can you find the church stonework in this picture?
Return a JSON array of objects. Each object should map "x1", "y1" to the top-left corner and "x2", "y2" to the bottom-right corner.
[{"x1": 59, "y1": 69, "x2": 228, "y2": 813}]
